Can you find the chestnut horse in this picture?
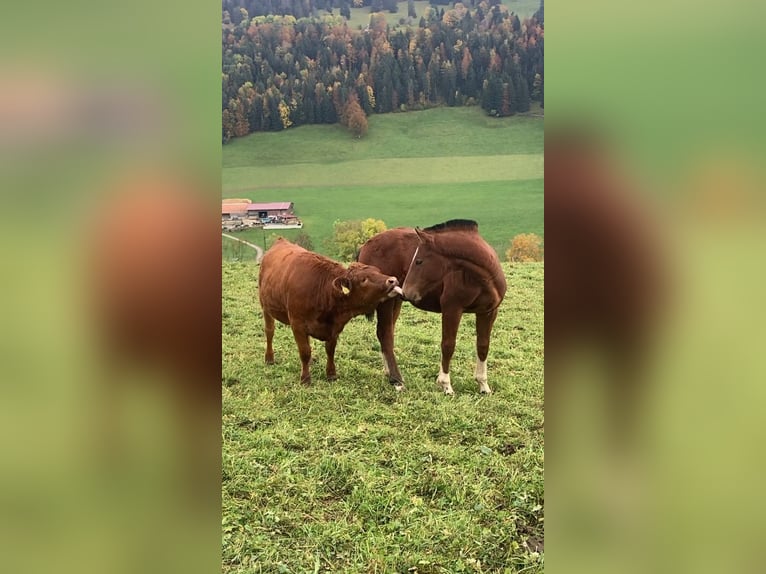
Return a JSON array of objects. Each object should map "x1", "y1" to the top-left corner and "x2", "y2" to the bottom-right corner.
[{"x1": 357, "y1": 220, "x2": 507, "y2": 394}]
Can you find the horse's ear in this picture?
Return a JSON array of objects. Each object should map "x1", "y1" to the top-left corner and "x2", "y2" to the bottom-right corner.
[{"x1": 414, "y1": 227, "x2": 433, "y2": 245}]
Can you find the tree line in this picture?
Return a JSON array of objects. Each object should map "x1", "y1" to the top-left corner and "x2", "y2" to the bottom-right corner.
[{"x1": 222, "y1": 1, "x2": 544, "y2": 142}]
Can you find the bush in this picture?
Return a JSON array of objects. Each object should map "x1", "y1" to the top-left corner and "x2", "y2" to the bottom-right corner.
[
  {"x1": 506, "y1": 233, "x2": 544, "y2": 262},
  {"x1": 293, "y1": 231, "x2": 314, "y2": 251},
  {"x1": 329, "y1": 218, "x2": 387, "y2": 261}
]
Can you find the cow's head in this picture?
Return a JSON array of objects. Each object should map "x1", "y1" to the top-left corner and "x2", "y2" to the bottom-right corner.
[
  {"x1": 401, "y1": 228, "x2": 441, "y2": 304},
  {"x1": 333, "y1": 262, "x2": 401, "y2": 307}
]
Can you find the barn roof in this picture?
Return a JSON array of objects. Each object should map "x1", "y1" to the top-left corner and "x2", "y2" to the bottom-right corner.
[
  {"x1": 246, "y1": 202, "x2": 293, "y2": 211},
  {"x1": 221, "y1": 202, "x2": 249, "y2": 214}
]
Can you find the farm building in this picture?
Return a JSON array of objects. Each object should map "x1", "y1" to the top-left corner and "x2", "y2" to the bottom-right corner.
[
  {"x1": 221, "y1": 200, "x2": 250, "y2": 219},
  {"x1": 246, "y1": 202, "x2": 294, "y2": 219},
  {"x1": 221, "y1": 200, "x2": 294, "y2": 220}
]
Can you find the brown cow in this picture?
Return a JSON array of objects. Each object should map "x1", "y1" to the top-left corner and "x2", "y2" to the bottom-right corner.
[
  {"x1": 357, "y1": 220, "x2": 507, "y2": 394},
  {"x1": 258, "y1": 238, "x2": 402, "y2": 384}
]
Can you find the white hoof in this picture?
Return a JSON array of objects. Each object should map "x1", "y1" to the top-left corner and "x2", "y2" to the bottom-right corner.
[
  {"x1": 477, "y1": 380, "x2": 492, "y2": 394},
  {"x1": 437, "y1": 367, "x2": 454, "y2": 395},
  {"x1": 381, "y1": 353, "x2": 390, "y2": 377},
  {"x1": 475, "y1": 359, "x2": 491, "y2": 394}
]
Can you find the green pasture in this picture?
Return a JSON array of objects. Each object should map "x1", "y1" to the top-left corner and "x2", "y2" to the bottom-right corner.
[
  {"x1": 224, "y1": 179, "x2": 542, "y2": 258},
  {"x1": 222, "y1": 261, "x2": 544, "y2": 572},
  {"x1": 223, "y1": 106, "x2": 544, "y2": 258},
  {"x1": 223, "y1": 107, "x2": 543, "y2": 168}
]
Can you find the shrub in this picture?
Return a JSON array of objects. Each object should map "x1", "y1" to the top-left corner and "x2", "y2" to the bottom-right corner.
[
  {"x1": 506, "y1": 233, "x2": 544, "y2": 262},
  {"x1": 329, "y1": 218, "x2": 387, "y2": 261},
  {"x1": 293, "y1": 231, "x2": 314, "y2": 251}
]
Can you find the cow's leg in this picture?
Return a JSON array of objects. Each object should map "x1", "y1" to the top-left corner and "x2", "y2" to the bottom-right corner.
[
  {"x1": 324, "y1": 337, "x2": 338, "y2": 381},
  {"x1": 377, "y1": 298, "x2": 405, "y2": 390},
  {"x1": 264, "y1": 311, "x2": 276, "y2": 365},
  {"x1": 291, "y1": 327, "x2": 312, "y2": 384},
  {"x1": 474, "y1": 308, "x2": 498, "y2": 394},
  {"x1": 438, "y1": 308, "x2": 463, "y2": 395}
]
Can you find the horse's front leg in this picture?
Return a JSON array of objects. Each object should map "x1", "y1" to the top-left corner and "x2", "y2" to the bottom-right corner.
[
  {"x1": 474, "y1": 308, "x2": 499, "y2": 394},
  {"x1": 437, "y1": 307, "x2": 464, "y2": 395}
]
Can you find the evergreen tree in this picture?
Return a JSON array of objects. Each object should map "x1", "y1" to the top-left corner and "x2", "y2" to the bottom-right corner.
[
  {"x1": 482, "y1": 75, "x2": 503, "y2": 116},
  {"x1": 516, "y1": 76, "x2": 530, "y2": 112},
  {"x1": 222, "y1": 108, "x2": 234, "y2": 143},
  {"x1": 249, "y1": 95, "x2": 265, "y2": 131},
  {"x1": 408, "y1": 0, "x2": 416, "y2": 19},
  {"x1": 441, "y1": 61, "x2": 457, "y2": 106}
]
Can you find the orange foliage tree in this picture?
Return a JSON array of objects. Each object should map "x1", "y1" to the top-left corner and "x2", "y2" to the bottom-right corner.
[{"x1": 344, "y1": 94, "x2": 368, "y2": 138}]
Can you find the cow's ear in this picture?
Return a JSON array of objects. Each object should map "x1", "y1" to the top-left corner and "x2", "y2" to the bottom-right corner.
[{"x1": 332, "y1": 276, "x2": 351, "y2": 295}]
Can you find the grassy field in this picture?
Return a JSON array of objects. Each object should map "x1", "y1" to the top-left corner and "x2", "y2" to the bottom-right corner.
[
  {"x1": 346, "y1": 1, "x2": 542, "y2": 30},
  {"x1": 224, "y1": 179, "x2": 542, "y2": 259},
  {"x1": 223, "y1": 107, "x2": 543, "y2": 258},
  {"x1": 222, "y1": 261, "x2": 544, "y2": 573}
]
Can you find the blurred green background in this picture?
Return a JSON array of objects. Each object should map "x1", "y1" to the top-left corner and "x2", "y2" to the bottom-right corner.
[
  {"x1": 0, "y1": 1, "x2": 220, "y2": 573},
  {"x1": 2, "y1": 1, "x2": 765, "y2": 572},
  {"x1": 548, "y1": 2, "x2": 766, "y2": 574}
]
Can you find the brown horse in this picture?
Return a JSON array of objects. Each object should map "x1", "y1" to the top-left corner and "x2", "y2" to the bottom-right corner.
[{"x1": 357, "y1": 220, "x2": 507, "y2": 394}]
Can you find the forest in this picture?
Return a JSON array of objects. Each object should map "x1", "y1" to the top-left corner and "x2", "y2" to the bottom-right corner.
[{"x1": 222, "y1": 0, "x2": 544, "y2": 142}]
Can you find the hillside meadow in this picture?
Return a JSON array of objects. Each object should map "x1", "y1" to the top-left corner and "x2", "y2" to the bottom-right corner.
[
  {"x1": 222, "y1": 261, "x2": 544, "y2": 572},
  {"x1": 222, "y1": 106, "x2": 543, "y2": 258},
  {"x1": 345, "y1": 1, "x2": 542, "y2": 30}
]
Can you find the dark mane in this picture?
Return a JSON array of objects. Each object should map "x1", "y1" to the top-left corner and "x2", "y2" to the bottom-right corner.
[{"x1": 423, "y1": 219, "x2": 479, "y2": 233}]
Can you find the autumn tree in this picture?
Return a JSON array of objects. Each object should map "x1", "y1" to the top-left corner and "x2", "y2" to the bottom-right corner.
[
  {"x1": 344, "y1": 93, "x2": 369, "y2": 138},
  {"x1": 501, "y1": 82, "x2": 512, "y2": 116},
  {"x1": 330, "y1": 218, "x2": 387, "y2": 261}
]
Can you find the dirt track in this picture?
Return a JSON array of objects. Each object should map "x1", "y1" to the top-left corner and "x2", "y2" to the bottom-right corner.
[{"x1": 222, "y1": 233, "x2": 263, "y2": 263}]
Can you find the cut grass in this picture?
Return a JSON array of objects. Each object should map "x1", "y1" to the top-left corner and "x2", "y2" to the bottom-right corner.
[
  {"x1": 222, "y1": 261, "x2": 544, "y2": 573},
  {"x1": 224, "y1": 154, "x2": 543, "y2": 191}
]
